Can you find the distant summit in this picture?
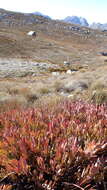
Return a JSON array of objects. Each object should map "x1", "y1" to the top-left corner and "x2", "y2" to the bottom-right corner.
[
  {"x1": 63, "y1": 16, "x2": 89, "y2": 27},
  {"x1": 90, "y1": 22, "x2": 107, "y2": 30},
  {"x1": 63, "y1": 16, "x2": 107, "y2": 30},
  {"x1": 31, "y1": 12, "x2": 51, "y2": 19},
  {"x1": 63, "y1": 15, "x2": 107, "y2": 30}
]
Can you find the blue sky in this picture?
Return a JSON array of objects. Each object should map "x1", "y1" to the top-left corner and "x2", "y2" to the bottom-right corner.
[{"x1": 0, "y1": 0, "x2": 107, "y2": 24}]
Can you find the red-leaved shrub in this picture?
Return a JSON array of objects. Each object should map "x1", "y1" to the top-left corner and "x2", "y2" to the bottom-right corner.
[{"x1": 0, "y1": 100, "x2": 106, "y2": 189}]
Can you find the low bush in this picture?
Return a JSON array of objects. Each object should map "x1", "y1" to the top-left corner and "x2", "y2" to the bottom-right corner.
[
  {"x1": 90, "y1": 89, "x2": 107, "y2": 105},
  {"x1": 0, "y1": 100, "x2": 106, "y2": 189},
  {"x1": 39, "y1": 87, "x2": 50, "y2": 95}
]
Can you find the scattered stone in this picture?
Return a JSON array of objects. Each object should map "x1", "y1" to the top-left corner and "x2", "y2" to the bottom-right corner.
[
  {"x1": 68, "y1": 94, "x2": 74, "y2": 98},
  {"x1": 32, "y1": 73, "x2": 36, "y2": 77},
  {"x1": 100, "y1": 52, "x2": 107, "y2": 56},
  {"x1": 0, "y1": 59, "x2": 58, "y2": 78},
  {"x1": 64, "y1": 61, "x2": 70, "y2": 66},
  {"x1": 52, "y1": 72, "x2": 60, "y2": 76},
  {"x1": 60, "y1": 92, "x2": 69, "y2": 97},
  {"x1": 66, "y1": 70, "x2": 72, "y2": 74}
]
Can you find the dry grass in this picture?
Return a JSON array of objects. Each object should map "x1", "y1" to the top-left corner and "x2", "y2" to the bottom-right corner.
[
  {"x1": 90, "y1": 89, "x2": 107, "y2": 104},
  {"x1": 0, "y1": 17, "x2": 107, "y2": 108},
  {"x1": 38, "y1": 87, "x2": 50, "y2": 95},
  {"x1": 53, "y1": 80, "x2": 63, "y2": 92},
  {"x1": 1, "y1": 63, "x2": 107, "y2": 111},
  {"x1": 0, "y1": 95, "x2": 27, "y2": 112}
]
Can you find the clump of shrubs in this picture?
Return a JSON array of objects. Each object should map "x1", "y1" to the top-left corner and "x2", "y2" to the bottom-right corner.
[{"x1": 0, "y1": 100, "x2": 106, "y2": 190}]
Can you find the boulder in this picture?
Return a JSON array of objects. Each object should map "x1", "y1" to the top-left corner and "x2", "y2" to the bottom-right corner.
[
  {"x1": 27, "y1": 31, "x2": 36, "y2": 36},
  {"x1": 64, "y1": 61, "x2": 70, "y2": 66}
]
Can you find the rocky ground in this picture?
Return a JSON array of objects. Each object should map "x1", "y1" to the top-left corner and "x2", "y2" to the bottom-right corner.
[
  {"x1": 0, "y1": 56, "x2": 107, "y2": 111},
  {"x1": 0, "y1": 58, "x2": 58, "y2": 77},
  {"x1": 0, "y1": 10, "x2": 107, "y2": 110}
]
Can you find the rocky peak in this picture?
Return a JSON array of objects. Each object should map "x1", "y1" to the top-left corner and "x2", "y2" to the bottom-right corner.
[{"x1": 64, "y1": 16, "x2": 89, "y2": 27}]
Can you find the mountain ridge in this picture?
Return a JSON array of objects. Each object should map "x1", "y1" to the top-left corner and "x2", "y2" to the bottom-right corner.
[{"x1": 0, "y1": 8, "x2": 107, "y2": 30}]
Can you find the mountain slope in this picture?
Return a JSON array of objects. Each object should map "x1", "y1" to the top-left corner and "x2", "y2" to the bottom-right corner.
[
  {"x1": 0, "y1": 8, "x2": 106, "y2": 66},
  {"x1": 0, "y1": 8, "x2": 50, "y2": 27}
]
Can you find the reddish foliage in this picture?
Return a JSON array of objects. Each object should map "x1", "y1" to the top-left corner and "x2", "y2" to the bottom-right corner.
[{"x1": 0, "y1": 100, "x2": 106, "y2": 189}]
